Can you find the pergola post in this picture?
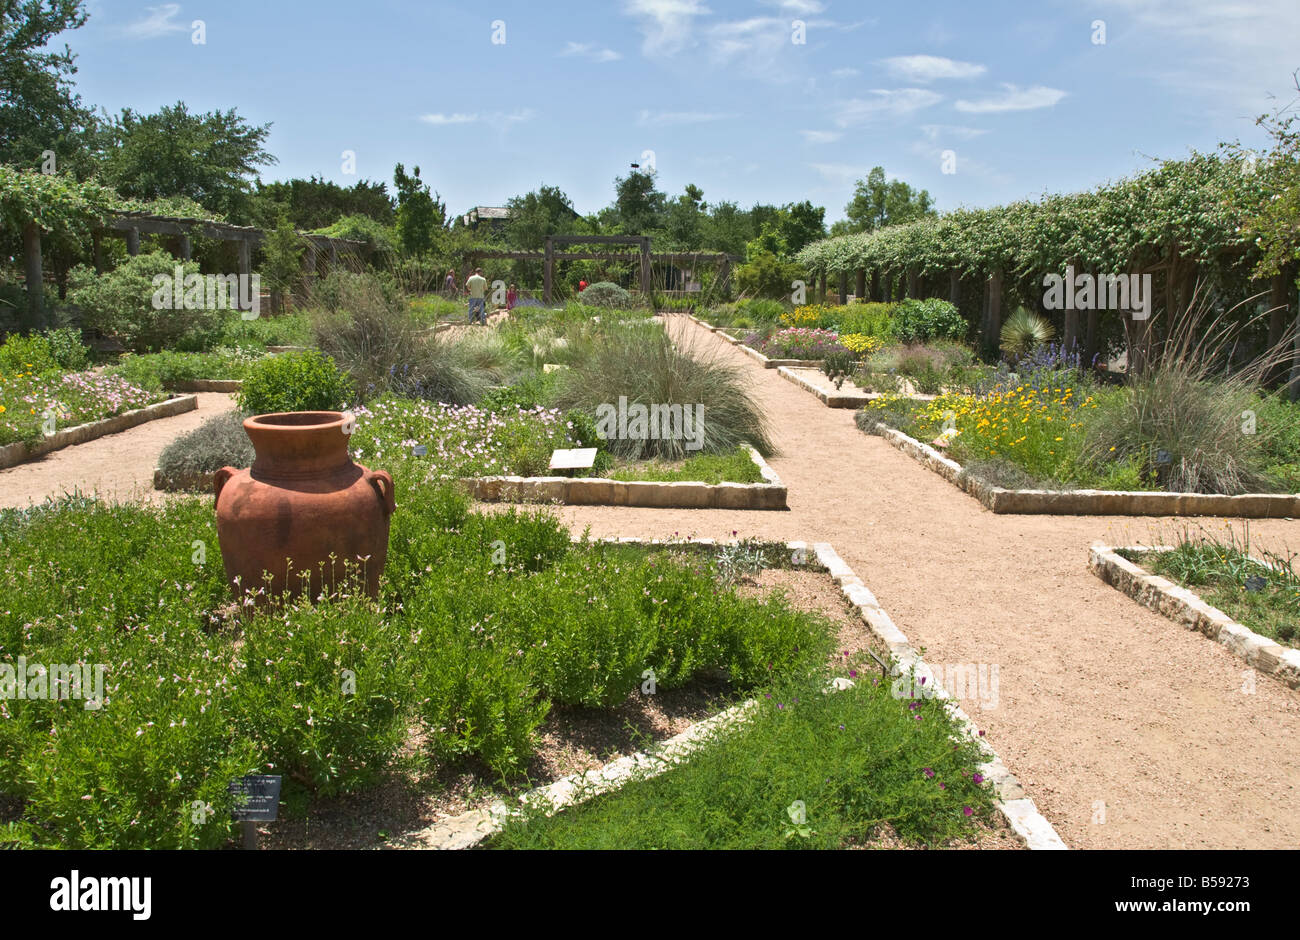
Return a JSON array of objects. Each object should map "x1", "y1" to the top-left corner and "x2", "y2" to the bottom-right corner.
[
  {"x1": 22, "y1": 222, "x2": 44, "y2": 330},
  {"x1": 639, "y1": 237, "x2": 652, "y2": 302},
  {"x1": 818, "y1": 272, "x2": 826, "y2": 303},
  {"x1": 719, "y1": 256, "x2": 731, "y2": 295},
  {"x1": 855, "y1": 268, "x2": 866, "y2": 303},
  {"x1": 985, "y1": 267, "x2": 1003, "y2": 357},
  {"x1": 838, "y1": 271, "x2": 848, "y2": 305},
  {"x1": 179, "y1": 233, "x2": 192, "y2": 261},
  {"x1": 125, "y1": 226, "x2": 140, "y2": 256},
  {"x1": 543, "y1": 237, "x2": 554, "y2": 303},
  {"x1": 238, "y1": 238, "x2": 252, "y2": 278},
  {"x1": 906, "y1": 268, "x2": 918, "y2": 299},
  {"x1": 870, "y1": 269, "x2": 880, "y2": 302},
  {"x1": 1268, "y1": 266, "x2": 1294, "y2": 387}
]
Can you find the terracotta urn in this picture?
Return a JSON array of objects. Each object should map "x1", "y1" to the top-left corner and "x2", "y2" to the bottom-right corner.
[{"x1": 214, "y1": 411, "x2": 395, "y2": 601}]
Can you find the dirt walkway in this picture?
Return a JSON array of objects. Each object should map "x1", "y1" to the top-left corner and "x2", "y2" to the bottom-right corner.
[
  {"x1": 0, "y1": 392, "x2": 237, "y2": 509},
  {"x1": 553, "y1": 314, "x2": 1300, "y2": 850}
]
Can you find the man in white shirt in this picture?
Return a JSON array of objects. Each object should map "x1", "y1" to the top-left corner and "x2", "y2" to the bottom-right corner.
[{"x1": 465, "y1": 268, "x2": 488, "y2": 325}]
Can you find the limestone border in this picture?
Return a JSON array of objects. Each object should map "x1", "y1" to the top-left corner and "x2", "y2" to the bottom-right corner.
[
  {"x1": 0, "y1": 394, "x2": 197, "y2": 471},
  {"x1": 1089, "y1": 544, "x2": 1300, "y2": 689},
  {"x1": 463, "y1": 444, "x2": 788, "y2": 510},
  {"x1": 393, "y1": 536, "x2": 1064, "y2": 851},
  {"x1": 867, "y1": 423, "x2": 1300, "y2": 518}
]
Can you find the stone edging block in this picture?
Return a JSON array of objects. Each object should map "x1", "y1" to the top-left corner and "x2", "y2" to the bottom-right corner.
[
  {"x1": 1089, "y1": 544, "x2": 1300, "y2": 689},
  {"x1": 0, "y1": 395, "x2": 198, "y2": 471},
  {"x1": 464, "y1": 444, "x2": 788, "y2": 510},
  {"x1": 870, "y1": 423, "x2": 1300, "y2": 518}
]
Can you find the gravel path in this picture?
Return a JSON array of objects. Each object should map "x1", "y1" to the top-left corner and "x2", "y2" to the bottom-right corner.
[
  {"x1": 3, "y1": 320, "x2": 1298, "y2": 849},
  {"x1": 0, "y1": 392, "x2": 238, "y2": 509},
  {"x1": 553, "y1": 314, "x2": 1300, "y2": 850}
]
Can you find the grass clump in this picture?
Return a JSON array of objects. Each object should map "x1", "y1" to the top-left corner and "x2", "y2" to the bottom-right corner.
[
  {"x1": 157, "y1": 409, "x2": 254, "y2": 480},
  {"x1": 607, "y1": 446, "x2": 764, "y2": 484}
]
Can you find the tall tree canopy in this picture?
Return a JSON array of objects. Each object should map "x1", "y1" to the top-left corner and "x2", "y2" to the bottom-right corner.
[
  {"x1": 0, "y1": 0, "x2": 94, "y2": 173},
  {"x1": 833, "y1": 166, "x2": 936, "y2": 235},
  {"x1": 393, "y1": 162, "x2": 446, "y2": 257},
  {"x1": 613, "y1": 169, "x2": 666, "y2": 234},
  {"x1": 98, "y1": 102, "x2": 275, "y2": 221},
  {"x1": 505, "y1": 184, "x2": 578, "y2": 249},
  {"x1": 250, "y1": 176, "x2": 393, "y2": 231}
]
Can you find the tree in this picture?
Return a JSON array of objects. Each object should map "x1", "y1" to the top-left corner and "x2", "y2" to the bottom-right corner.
[
  {"x1": 250, "y1": 176, "x2": 394, "y2": 231},
  {"x1": 505, "y1": 184, "x2": 577, "y2": 249},
  {"x1": 613, "y1": 169, "x2": 666, "y2": 234},
  {"x1": 665, "y1": 183, "x2": 707, "y2": 249},
  {"x1": 0, "y1": 0, "x2": 95, "y2": 173},
  {"x1": 702, "y1": 200, "x2": 751, "y2": 256},
  {"x1": 777, "y1": 200, "x2": 826, "y2": 254},
  {"x1": 393, "y1": 163, "x2": 446, "y2": 257},
  {"x1": 260, "y1": 215, "x2": 305, "y2": 313},
  {"x1": 99, "y1": 102, "x2": 275, "y2": 221},
  {"x1": 841, "y1": 166, "x2": 936, "y2": 233}
]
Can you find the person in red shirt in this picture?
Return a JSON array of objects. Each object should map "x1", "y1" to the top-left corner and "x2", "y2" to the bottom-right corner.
[
  {"x1": 578, "y1": 279, "x2": 588, "y2": 293},
  {"x1": 506, "y1": 283, "x2": 518, "y2": 311}
]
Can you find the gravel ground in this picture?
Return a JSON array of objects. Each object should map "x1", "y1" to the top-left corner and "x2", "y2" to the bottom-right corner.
[{"x1": 548, "y1": 314, "x2": 1300, "y2": 850}]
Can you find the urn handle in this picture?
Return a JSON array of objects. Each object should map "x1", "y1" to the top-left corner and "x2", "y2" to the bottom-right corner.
[
  {"x1": 367, "y1": 469, "x2": 396, "y2": 516},
  {"x1": 214, "y1": 466, "x2": 237, "y2": 502}
]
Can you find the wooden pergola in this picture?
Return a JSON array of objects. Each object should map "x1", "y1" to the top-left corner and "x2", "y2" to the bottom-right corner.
[
  {"x1": 94, "y1": 211, "x2": 367, "y2": 276},
  {"x1": 467, "y1": 234, "x2": 739, "y2": 303}
]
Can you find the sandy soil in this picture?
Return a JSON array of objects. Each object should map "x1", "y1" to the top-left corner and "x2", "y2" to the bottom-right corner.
[
  {"x1": 0, "y1": 392, "x2": 238, "y2": 509},
  {"x1": 548, "y1": 314, "x2": 1300, "y2": 850}
]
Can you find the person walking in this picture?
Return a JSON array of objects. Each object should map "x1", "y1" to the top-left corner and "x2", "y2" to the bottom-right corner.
[
  {"x1": 465, "y1": 268, "x2": 488, "y2": 325},
  {"x1": 443, "y1": 269, "x2": 456, "y2": 298},
  {"x1": 506, "y1": 283, "x2": 518, "y2": 311}
]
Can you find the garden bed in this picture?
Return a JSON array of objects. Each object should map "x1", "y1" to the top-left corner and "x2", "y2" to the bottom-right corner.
[
  {"x1": 0, "y1": 394, "x2": 196, "y2": 470},
  {"x1": 1089, "y1": 544, "x2": 1300, "y2": 688},
  {"x1": 864, "y1": 423, "x2": 1300, "y2": 518},
  {"x1": 463, "y1": 445, "x2": 787, "y2": 509},
  {"x1": 687, "y1": 315, "x2": 826, "y2": 368},
  {"x1": 391, "y1": 538, "x2": 1049, "y2": 851}
]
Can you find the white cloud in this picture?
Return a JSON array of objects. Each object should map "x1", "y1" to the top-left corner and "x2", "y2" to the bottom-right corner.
[
  {"x1": 623, "y1": 0, "x2": 711, "y2": 56},
  {"x1": 763, "y1": 0, "x2": 825, "y2": 13},
  {"x1": 420, "y1": 109, "x2": 536, "y2": 126},
  {"x1": 420, "y1": 113, "x2": 481, "y2": 125},
  {"x1": 834, "y1": 89, "x2": 943, "y2": 126},
  {"x1": 121, "y1": 3, "x2": 188, "y2": 39},
  {"x1": 638, "y1": 110, "x2": 732, "y2": 125},
  {"x1": 954, "y1": 84, "x2": 1067, "y2": 113},
  {"x1": 800, "y1": 129, "x2": 842, "y2": 143},
  {"x1": 919, "y1": 124, "x2": 989, "y2": 142},
  {"x1": 808, "y1": 163, "x2": 875, "y2": 184},
  {"x1": 831, "y1": 67, "x2": 860, "y2": 78},
  {"x1": 881, "y1": 54, "x2": 986, "y2": 82},
  {"x1": 560, "y1": 42, "x2": 622, "y2": 62}
]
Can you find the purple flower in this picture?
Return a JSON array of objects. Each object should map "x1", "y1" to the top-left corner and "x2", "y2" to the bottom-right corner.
[
  {"x1": 923, "y1": 768, "x2": 935, "y2": 778},
  {"x1": 972, "y1": 773, "x2": 984, "y2": 784}
]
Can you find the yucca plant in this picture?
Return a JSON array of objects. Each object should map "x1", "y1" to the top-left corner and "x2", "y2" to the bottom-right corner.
[{"x1": 1000, "y1": 308, "x2": 1056, "y2": 363}]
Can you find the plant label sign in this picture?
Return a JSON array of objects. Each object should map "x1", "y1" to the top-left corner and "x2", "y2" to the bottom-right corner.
[
  {"x1": 228, "y1": 774, "x2": 282, "y2": 822},
  {"x1": 549, "y1": 448, "x2": 597, "y2": 471}
]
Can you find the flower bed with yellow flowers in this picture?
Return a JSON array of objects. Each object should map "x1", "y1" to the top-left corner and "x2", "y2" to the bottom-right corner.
[
  {"x1": 867, "y1": 385, "x2": 1099, "y2": 483},
  {"x1": 0, "y1": 368, "x2": 163, "y2": 448}
]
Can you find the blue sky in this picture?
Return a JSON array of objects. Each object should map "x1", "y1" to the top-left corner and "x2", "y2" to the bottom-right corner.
[{"x1": 69, "y1": 0, "x2": 1300, "y2": 223}]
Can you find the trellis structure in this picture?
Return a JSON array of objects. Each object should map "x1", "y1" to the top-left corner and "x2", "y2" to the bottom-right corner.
[{"x1": 466, "y1": 234, "x2": 739, "y2": 303}]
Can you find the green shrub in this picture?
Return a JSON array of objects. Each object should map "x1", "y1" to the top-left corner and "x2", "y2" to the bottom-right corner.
[
  {"x1": 0, "y1": 332, "x2": 58, "y2": 375},
  {"x1": 158, "y1": 409, "x2": 254, "y2": 480},
  {"x1": 236, "y1": 350, "x2": 354, "y2": 414},
  {"x1": 218, "y1": 311, "x2": 313, "y2": 348},
  {"x1": 580, "y1": 281, "x2": 635, "y2": 309},
  {"x1": 109, "y1": 348, "x2": 262, "y2": 390},
  {"x1": 735, "y1": 251, "x2": 804, "y2": 300},
  {"x1": 67, "y1": 252, "x2": 226, "y2": 352},
  {"x1": 893, "y1": 298, "x2": 966, "y2": 344},
  {"x1": 735, "y1": 298, "x2": 787, "y2": 323},
  {"x1": 838, "y1": 302, "x2": 896, "y2": 338}
]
